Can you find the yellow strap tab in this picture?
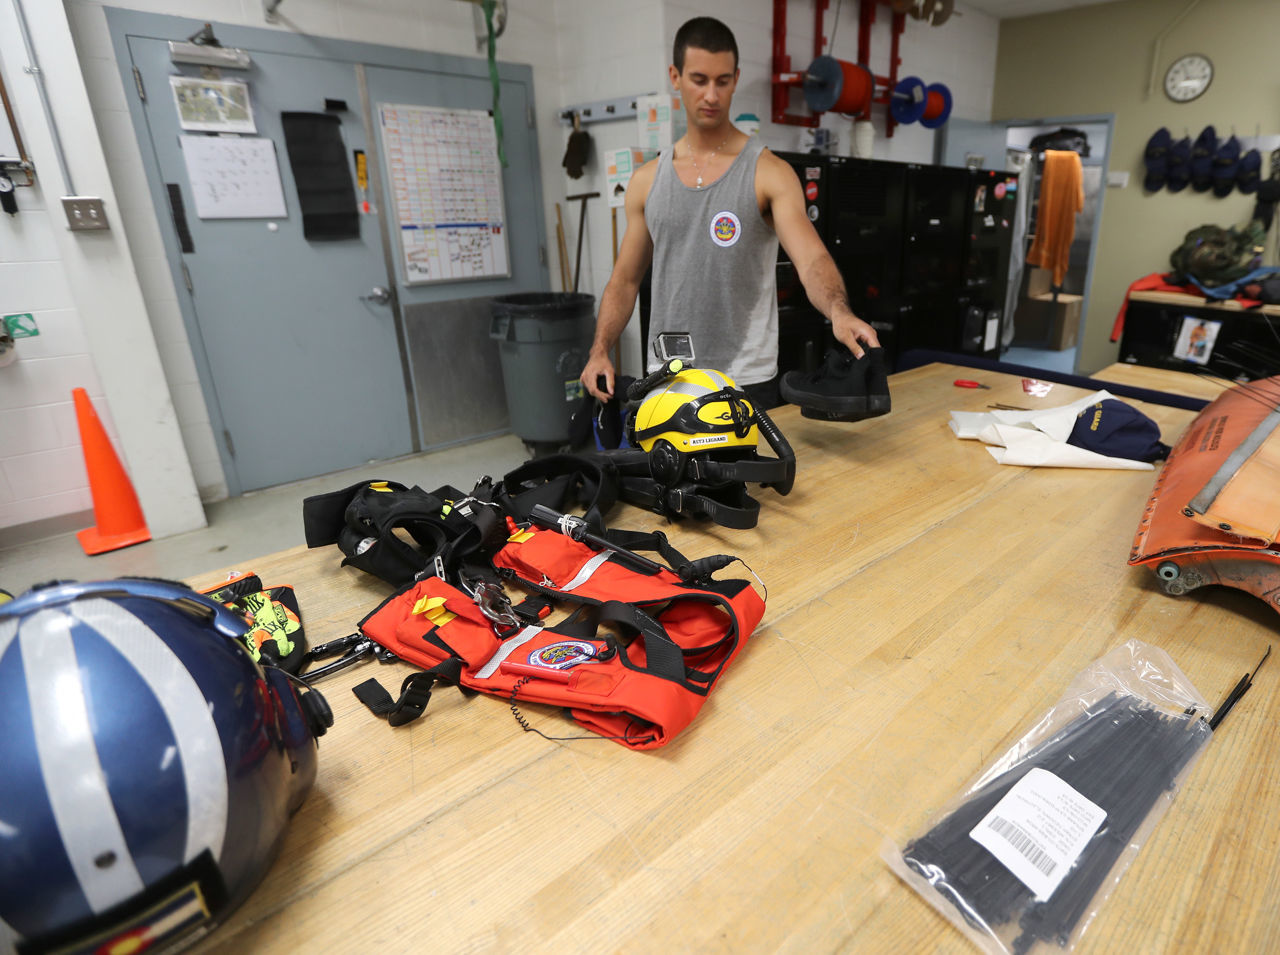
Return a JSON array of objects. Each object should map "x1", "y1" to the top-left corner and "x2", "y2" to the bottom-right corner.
[
  {"x1": 411, "y1": 594, "x2": 456, "y2": 626},
  {"x1": 507, "y1": 528, "x2": 535, "y2": 543},
  {"x1": 355, "y1": 150, "x2": 368, "y2": 190},
  {"x1": 369, "y1": 481, "x2": 392, "y2": 492}
]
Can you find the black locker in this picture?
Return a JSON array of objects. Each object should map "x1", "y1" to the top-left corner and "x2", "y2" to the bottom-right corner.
[
  {"x1": 773, "y1": 154, "x2": 1014, "y2": 369},
  {"x1": 827, "y1": 156, "x2": 906, "y2": 312},
  {"x1": 899, "y1": 163, "x2": 970, "y2": 302},
  {"x1": 774, "y1": 152, "x2": 836, "y2": 376},
  {"x1": 954, "y1": 167, "x2": 1018, "y2": 356}
]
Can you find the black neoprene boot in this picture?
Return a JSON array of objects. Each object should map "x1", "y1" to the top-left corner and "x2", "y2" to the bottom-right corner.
[{"x1": 780, "y1": 344, "x2": 891, "y2": 421}]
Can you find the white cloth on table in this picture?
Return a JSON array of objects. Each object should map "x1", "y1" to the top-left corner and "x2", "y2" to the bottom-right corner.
[{"x1": 949, "y1": 389, "x2": 1155, "y2": 471}]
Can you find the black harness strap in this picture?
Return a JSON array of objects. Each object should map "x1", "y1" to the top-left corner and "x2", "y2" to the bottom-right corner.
[
  {"x1": 497, "y1": 453, "x2": 619, "y2": 537},
  {"x1": 303, "y1": 479, "x2": 507, "y2": 587},
  {"x1": 352, "y1": 658, "x2": 468, "y2": 727},
  {"x1": 615, "y1": 475, "x2": 762, "y2": 530}
]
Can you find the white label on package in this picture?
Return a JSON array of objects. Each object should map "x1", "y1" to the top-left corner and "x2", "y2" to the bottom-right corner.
[{"x1": 969, "y1": 768, "x2": 1106, "y2": 901}]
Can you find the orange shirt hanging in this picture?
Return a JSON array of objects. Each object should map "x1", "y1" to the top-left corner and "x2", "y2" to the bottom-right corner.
[{"x1": 1027, "y1": 149, "x2": 1084, "y2": 287}]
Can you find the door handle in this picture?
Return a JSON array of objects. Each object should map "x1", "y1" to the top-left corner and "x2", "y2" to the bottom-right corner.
[{"x1": 361, "y1": 285, "x2": 392, "y2": 305}]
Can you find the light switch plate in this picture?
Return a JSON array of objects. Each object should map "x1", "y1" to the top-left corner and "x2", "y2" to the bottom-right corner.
[{"x1": 62, "y1": 196, "x2": 111, "y2": 231}]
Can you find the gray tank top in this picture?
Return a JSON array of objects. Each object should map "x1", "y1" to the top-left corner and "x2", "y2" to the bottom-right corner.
[{"x1": 645, "y1": 136, "x2": 778, "y2": 385}]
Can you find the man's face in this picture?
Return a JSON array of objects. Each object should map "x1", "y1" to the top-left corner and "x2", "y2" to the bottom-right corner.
[{"x1": 670, "y1": 47, "x2": 738, "y2": 131}]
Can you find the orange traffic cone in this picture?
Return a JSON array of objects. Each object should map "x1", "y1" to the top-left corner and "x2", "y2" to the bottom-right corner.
[{"x1": 73, "y1": 387, "x2": 151, "y2": 555}]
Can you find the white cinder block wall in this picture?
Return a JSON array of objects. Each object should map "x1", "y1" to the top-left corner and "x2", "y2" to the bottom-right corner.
[
  {"x1": 0, "y1": 0, "x2": 999, "y2": 541},
  {"x1": 0, "y1": 0, "x2": 203, "y2": 544},
  {"x1": 0, "y1": 177, "x2": 108, "y2": 531}
]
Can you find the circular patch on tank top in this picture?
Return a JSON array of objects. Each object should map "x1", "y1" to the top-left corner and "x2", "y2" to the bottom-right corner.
[{"x1": 709, "y1": 210, "x2": 741, "y2": 248}]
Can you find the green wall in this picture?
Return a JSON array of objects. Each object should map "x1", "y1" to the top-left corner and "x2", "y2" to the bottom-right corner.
[{"x1": 994, "y1": 0, "x2": 1277, "y2": 373}]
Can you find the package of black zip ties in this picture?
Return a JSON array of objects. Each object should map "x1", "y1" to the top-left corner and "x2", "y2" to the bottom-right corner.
[{"x1": 882, "y1": 639, "x2": 1213, "y2": 955}]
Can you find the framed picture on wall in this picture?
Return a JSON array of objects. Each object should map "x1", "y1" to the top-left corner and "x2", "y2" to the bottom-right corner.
[{"x1": 170, "y1": 76, "x2": 257, "y2": 134}]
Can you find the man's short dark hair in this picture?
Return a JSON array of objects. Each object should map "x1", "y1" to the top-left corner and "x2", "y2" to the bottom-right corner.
[{"x1": 673, "y1": 17, "x2": 738, "y2": 73}]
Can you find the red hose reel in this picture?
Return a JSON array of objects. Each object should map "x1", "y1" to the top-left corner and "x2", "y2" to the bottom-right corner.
[{"x1": 801, "y1": 55, "x2": 953, "y2": 128}]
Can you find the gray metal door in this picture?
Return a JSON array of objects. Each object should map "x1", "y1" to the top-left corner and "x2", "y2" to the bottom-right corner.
[
  {"x1": 123, "y1": 33, "x2": 413, "y2": 492},
  {"x1": 362, "y1": 65, "x2": 548, "y2": 450},
  {"x1": 110, "y1": 11, "x2": 549, "y2": 491}
]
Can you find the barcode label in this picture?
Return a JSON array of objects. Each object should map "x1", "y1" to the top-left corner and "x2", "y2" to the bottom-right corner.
[
  {"x1": 987, "y1": 815, "x2": 1057, "y2": 877},
  {"x1": 970, "y1": 768, "x2": 1106, "y2": 901}
]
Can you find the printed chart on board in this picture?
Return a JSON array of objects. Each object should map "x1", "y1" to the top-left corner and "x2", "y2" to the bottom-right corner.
[{"x1": 379, "y1": 104, "x2": 509, "y2": 284}]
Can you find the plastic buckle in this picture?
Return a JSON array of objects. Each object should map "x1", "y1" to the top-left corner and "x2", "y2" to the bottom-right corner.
[
  {"x1": 667, "y1": 487, "x2": 685, "y2": 513},
  {"x1": 512, "y1": 599, "x2": 547, "y2": 625},
  {"x1": 413, "y1": 554, "x2": 447, "y2": 583},
  {"x1": 387, "y1": 672, "x2": 436, "y2": 727}
]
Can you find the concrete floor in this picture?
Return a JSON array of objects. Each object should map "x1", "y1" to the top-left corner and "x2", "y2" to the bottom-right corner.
[
  {"x1": 1004, "y1": 345, "x2": 1079, "y2": 375},
  {"x1": 0, "y1": 433, "x2": 528, "y2": 596}
]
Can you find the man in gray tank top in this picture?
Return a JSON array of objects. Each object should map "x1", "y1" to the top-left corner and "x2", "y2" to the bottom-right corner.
[{"x1": 580, "y1": 16, "x2": 879, "y2": 409}]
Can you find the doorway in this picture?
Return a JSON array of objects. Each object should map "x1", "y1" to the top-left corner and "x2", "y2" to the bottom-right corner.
[{"x1": 939, "y1": 114, "x2": 1115, "y2": 376}]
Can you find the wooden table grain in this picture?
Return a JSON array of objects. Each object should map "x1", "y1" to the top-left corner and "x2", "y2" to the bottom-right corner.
[{"x1": 188, "y1": 362, "x2": 1278, "y2": 954}]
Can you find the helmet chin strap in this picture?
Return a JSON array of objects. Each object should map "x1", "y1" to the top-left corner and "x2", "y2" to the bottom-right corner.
[{"x1": 751, "y1": 405, "x2": 796, "y2": 495}]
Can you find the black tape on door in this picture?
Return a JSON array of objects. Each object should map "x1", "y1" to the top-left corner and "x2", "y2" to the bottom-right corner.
[
  {"x1": 166, "y1": 183, "x2": 195, "y2": 254},
  {"x1": 280, "y1": 112, "x2": 359, "y2": 240}
]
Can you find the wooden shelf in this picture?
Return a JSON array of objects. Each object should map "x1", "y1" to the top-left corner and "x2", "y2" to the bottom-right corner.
[{"x1": 1129, "y1": 288, "x2": 1280, "y2": 318}]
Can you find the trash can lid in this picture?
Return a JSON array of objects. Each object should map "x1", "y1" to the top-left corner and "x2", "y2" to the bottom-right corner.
[{"x1": 491, "y1": 292, "x2": 595, "y2": 315}]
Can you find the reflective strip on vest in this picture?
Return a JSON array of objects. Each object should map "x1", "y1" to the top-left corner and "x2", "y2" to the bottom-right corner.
[
  {"x1": 559, "y1": 552, "x2": 612, "y2": 593},
  {"x1": 476, "y1": 625, "x2": 542, "y2": 678}
]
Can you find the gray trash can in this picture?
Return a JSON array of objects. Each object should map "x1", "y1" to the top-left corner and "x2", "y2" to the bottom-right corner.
[{"x1": 489, "y1": 292, "x2": 595, "y2": 446}]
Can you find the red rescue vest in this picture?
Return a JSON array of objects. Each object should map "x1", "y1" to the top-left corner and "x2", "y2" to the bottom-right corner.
[{"x1": 358, "y1": 526, "x2": 765, "y2": 749}]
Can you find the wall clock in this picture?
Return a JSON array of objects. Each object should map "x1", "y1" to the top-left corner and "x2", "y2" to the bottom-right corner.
[{"x1": 1164, "y1": 54, "x2": 1213, "y2": 103}]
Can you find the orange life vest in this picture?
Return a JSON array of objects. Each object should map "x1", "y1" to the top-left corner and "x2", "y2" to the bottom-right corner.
[{"x1": 357, "y1": 526, "x2": 765, "y2": 749}]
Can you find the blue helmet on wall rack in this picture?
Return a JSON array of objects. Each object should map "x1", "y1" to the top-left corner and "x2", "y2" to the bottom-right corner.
[{"x1": 0, "y1": 577, "x2": 332, "y2": 955}]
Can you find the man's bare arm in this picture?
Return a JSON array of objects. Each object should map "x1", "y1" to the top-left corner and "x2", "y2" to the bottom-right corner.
[
  {"x1": 764, "y1": 153, "x2": 880, "y2": 357},
  {"x1": 580, "y1": 162, "x2": 656, "y2": 400}
]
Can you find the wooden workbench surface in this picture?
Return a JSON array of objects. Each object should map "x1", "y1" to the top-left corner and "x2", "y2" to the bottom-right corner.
[{"x1": 188, "y1": 362, "x2": 1277, "y2": 954}]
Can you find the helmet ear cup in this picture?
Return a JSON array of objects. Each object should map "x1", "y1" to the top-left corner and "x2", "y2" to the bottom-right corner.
[
  {"x1": 649, "y1": 439, "x2": 685, "y2": 486},
  {"x1": 300, "y1": 684, "x2": 334, "y2": 738}
]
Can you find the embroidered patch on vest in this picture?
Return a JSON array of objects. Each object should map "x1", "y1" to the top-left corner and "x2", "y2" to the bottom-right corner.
[
  {"x1": 709, "y1": 211, "x2": 741, "y2": 248},
  {"x1": 530, "y1": 640, "x2": 598, "y2": 670}
]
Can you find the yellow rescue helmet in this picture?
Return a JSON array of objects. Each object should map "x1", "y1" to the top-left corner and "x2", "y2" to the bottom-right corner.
[{"x1": 631, "y1": 367, "x2": 759, "y2": 454}]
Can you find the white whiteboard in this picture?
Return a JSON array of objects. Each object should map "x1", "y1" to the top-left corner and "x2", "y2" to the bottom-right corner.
[
  {"x1": 379, "y1": 103, "x2": 510, "y2": 284},
  {"x1": 179, "y1": 135, "x2": 288, "y2": 219}
]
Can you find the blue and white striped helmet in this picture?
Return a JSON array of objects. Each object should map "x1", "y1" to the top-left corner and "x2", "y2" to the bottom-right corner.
[{"x1": 0, "y1": 578, "x2": 330, "y2": 954}]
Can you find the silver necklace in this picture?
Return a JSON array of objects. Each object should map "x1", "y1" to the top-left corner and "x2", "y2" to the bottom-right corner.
[{"x1": 687, "y1": 137, "x2": 728, "y2": 188}]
